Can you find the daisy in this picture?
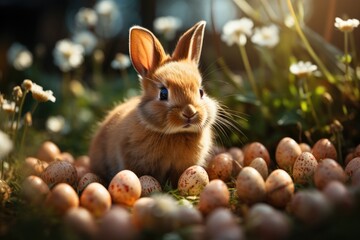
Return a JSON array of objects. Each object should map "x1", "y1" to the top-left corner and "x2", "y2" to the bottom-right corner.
[
  {"x1": 251, "y1": 24, "x2": 280, "y2": 48},
  {"x1": 29, "y1": 83, "x2": 56, "y2": 103},
  {"x1": 153, "y1": 16, "x2": 182, "y2": 40},
  {"x1": 75, "y1": 7, "x2": 98, "y2": 29},
  {"x1": 0, "y1": 130, "x2": 13, "y2": 159},
  {"x1": 334, "y1": 17, "x2": 360, "y2": 32},
  {"x1": 2, "y1": 100, "x2": 17, "y2": 113},
  {"x1": 7, "y1": 43, "x2": 33, "y2": 71},
  {"x1": 73, "y1": 30, "x2": 98, "y2": 55},
  {"x1": 111, "y1": 53, "x2": 131, "y2": 70},
  {"x1": 290, "y1": 61, "x2": 318, "y2": 78},
  {"x1": 221, "y1": 18, "x2": 254, "y2": 46},
  {"x1": 53, "y1": 39, "x2": 84, "y2": 72},
  {"x1": 94, "y1": 0, "x2": 121, "y2": 38}
]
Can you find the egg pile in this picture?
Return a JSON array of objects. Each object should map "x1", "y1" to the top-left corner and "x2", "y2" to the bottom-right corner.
[{"x1": 19, "y1": 138, "x2": 360, "y2": 239}]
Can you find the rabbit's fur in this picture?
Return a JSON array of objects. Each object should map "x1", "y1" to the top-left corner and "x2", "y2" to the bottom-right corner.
[{"x1": 89, "y1": 21, "x2": 218, "y2": 185}]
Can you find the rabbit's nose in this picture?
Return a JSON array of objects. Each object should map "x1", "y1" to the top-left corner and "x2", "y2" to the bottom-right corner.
[{"x1": 182, "y1": 104, "x2": 197, "y2": 118}]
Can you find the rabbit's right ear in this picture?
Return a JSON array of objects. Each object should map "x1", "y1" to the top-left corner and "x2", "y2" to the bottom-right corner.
[{"x1": 129, "y1": 26, "x2": 166, "y2": 76}]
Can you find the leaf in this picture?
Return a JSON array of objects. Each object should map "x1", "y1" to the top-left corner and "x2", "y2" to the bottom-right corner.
[
  {"x1": 235, "y1": 94, "x2": 261, "y2": 106},
  {"x1": 277, "y1": 110, "x2": 302, "y2": 126}
]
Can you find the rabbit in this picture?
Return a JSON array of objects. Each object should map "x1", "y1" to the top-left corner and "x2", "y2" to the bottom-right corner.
[{"x1": 89, "y1": 20, "x2": 219, "y2": 186}]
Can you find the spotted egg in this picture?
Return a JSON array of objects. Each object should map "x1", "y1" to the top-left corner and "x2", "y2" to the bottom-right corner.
[
  {"x1": 139, "y1": 175, "x2": 162, "y2": 197},
  {"x1": 345, "y1": 157, "x2": 360, "y2": 176},
  {"x1": 80, "y1": 182, "x2": 111, "y2": 218},
  {"x1": 314, "y1": 158, "x2": 347, "y2": 189},
  {"x1": 77, "y1": 172, "x2": 104, "y2": 194},
  {"x1": 206, "y1": 153, "x2": 233, "y2": 182},
  {"x1": 275, "y1": 137, "x2": 302, "y2": 172},
  {"x1": 108, "y1": 170, "x2": 141, "y2": 206},
  {"x1": 311, "y1": 138, "x2": 337, "y2": 161},
  {"x1": 292, "y1": 152, "x2": 318, "y2": 185},
  {"x1": 41, "y1": 160, "x2": 78, "y2": 188},
  {"x1": 178, "y1": 165, "x2": 209, "y2": 196},
  {"x1": 244, "y1": 142, "x2": 270, "y2": 166}
]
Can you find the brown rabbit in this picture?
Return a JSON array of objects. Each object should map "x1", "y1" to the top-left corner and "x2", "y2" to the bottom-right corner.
[{"x1": 89, "y1": 21, "x2": 218, "y2": 186}]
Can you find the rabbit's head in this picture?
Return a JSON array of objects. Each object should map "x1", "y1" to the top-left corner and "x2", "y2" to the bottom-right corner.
[{"x1": 129, "y1": 21, "x2": 217, "y2": 134}]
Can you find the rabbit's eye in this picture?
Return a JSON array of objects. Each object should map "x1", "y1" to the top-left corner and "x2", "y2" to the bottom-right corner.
[
  {"x1": 159, "y1": 87, "x2": 168, "y2": 101},
  {"x1": 199, "y1": 89, "x2": 204, "y2": 98}
]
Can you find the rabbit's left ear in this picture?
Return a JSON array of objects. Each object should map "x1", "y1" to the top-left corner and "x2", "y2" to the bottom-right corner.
[{"x1": 172, "y1": 21, "x2": 206, "y2": 64}]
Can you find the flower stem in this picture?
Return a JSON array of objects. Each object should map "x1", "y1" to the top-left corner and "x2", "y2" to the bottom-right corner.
[
  {"x1": 344, "y1": 31, "x2": 350, "y2": 82},
  {"x1": 31, "y1": 101, "x2": 39, "y2": 115},
  {"x1": 19, "y1": 123, "x2": 28, "y2": 157},
  {"x1": 302, "y1": 77, "x2": 320, "y2": 127},
  {"x1": 286, "y1": 0, "x2": 336, "y2": 83},
  {"x1": 13, "y1": 91, "x2": 28, "y2": 145},
  {"x1": 239, "y1": 44, "x2": 260, "y2": 100}
]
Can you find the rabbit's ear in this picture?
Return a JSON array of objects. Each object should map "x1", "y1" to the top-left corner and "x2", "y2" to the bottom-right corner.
[
  {"x1": 172, "y1": 21, "x2": 206, "y2": 64},
  {"x1": 129, "y1": 26, "x2": 166, "y2": 76}
]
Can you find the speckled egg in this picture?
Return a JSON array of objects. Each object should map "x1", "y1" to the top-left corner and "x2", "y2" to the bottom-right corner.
[
  {"x1": 36, "y1": 141, "x2": 61, "y2": 162},
  {"x1": 275, "y1": 137, "x2": 302, "y2": 172},
  {"x1": 314, "y1": 158, "x2": 347, "y2": 189},
  {"x1": 228, "y1": 147, "x2": 244, "y2": 176},
  {"x1": 292, "y1": 152, "x2": 318, "y2": 185},
  {"x1": 108, "y1": 170, "x2": 141, "y2": 206},
  {"x1": 236, "y1": 167, "x2": 266, "y2": 204},
  {"x1": 345, "y1": 157, "x2": 360, "y2": 176},
  {"x1": 22, "y1": 157, "x2": 48, "y2": 176},
  {"x1": 311, "y1": 138, "x2": 337, "y2": 161},
  {"x1": 265, "y1": 169, "x2": 294, "y2": 208},
  {"x1": 244, "y1": 142, "x2": 270, "y2": 166},
  {"x1": 198, "y1": 179, "x2": 230, "y2": 215},
  {"x1": 299, "y1": 143, "x2": 312, "y2": 152},
  {"x1": 139, "y1": 175, "x2": 162, "y2": 197},
  {"x1": 249, "y1": 157, "x2": 268, "y2": 180},
  {"x1": 178, "y1": 165, "x2": 209, "y2": 196},
  {"x1": 46, "y1": 183, "x2": 79, "y2": 214},
  {"x1": 21, "y1": 175, "x2": 50, "y2": 204},
  {"x1": 41, "y1": 160, "x2": 78, "y2": 188},
  {"x1": 63, "y1": 207, "x2": 98, "y2": 239},
  {"x1": 206, "y1": 153, "x2": 233, "y2": 182},
  {"x1": 77, "y1": 172, "x2": 104, "y2": 194},
  {"x1": 80, "y1": 182, "x2": 111, "y2": 218}
]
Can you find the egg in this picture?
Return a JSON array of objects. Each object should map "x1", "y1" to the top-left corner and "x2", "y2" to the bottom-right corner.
[
  {"x1": 355, "y1": 144, "x2": 360, "y2": 157},
  {"x1": 74, "y1": 155, "x2": 91, "y2": 170},
  {"x1": 249, "y1": 157, "x2": 268, "y2": 179},
  {"x1": 139, "y1": 175, "x2": 162, "y2": 197},
  {"x1": 292, "y1": 152, "x2": 318, "y2": 185},
  {"x1": 108, "y1": 170, "x2": 141, "y2": 206},
  {"x1": 22, "y1": 157, "x2": 48, "y2": 176},
  {"x1": 21, "y1": 175, "x2": 50, "y2": 205},
  {"x1": 36, "y1": 141, "x2": 61, "y2": 162},
  {"x1": 244, "y1": 142, "x2": 270, "y2": 166},
  {"x1": 245, "y1": 203, "x2": 292, "y2": 240},
  {"x1": 289, "y1": 189, "x2": 332, "y2": 226},
  {"x1": 322, "y1": 181, "x2": 354, "y2": 210},
  {"x1": 314, "y1": 158, "x2": 347, "y2": 189},
  {"x1": 41, "y1": 160, "x2": 78, "y2": 188},
  {"x1": 351, "y1": 168, "x2": 360, "y2": 186},
  {"x1": 265, "y1": 169, "x2": 294, "y2": 208},
  {"x1": 56, "y1": 152, "x2": 75, "y2": 164},
  {"x1": 345, "y1": 157, "x2": 360, "y2": 176},
  {"x1": 80, "y1": 182, "x2": 111, "y2": 218},
  {"x1": 299, "y1": 143, "x2": 311, "y2": 152},
  {"x1": 206, "y1": 153, "x2": 233, "y2": 182},
  {"x1": 46, "y1": 183, "x2": 79, "y2": 214},
  {"x1": 275, "y1": 137, "x2": 302, "y2": 172},
  {"x1": 75, "y1": 165, "x2": 90, "y2": 182},
  {"x1": 198, "y1": 179, "x2": 230, "y2": 215},
  {"x1": 311, "y1": 138, "x2": 337, "y2": 161},
  {"x1": 132, "y1": 197, "x2": 156, "y2": 230},
  {"x1": 97, "y1": 206, "x2": 137, "y2": 240},
  {"x1": 178, "y1": 165, "x2": 209, "y2": 196},
  {"x1": 77, "y1": 172, "x2": 104, "y2": 194},
  {"x1": 345, "y1": 152, "x2": 355, "y2": 166},
  {"x1": 236, "y1": 167, "x2": 266, "y2": 204},
  {"x1": 63, "y1": 207, "x2": 98, "y2": 239},
  {"x1": 176, "y1": 205, "x2": 203, "y2": 228},
  {"x1": 0, "y1": 180, "x2": 11, "y2": 204},
  {"x1": 228, "y1": 147, "x2": 244, "y2": 176}
]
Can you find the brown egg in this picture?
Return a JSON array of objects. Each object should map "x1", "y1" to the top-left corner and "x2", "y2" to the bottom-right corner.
[
  {"x1": 80, "y1": 182, "x2": 111, "y2": 218},
  {"x1": 75, "y1": 165, "x2": 90, "y2": 183},
  {"x1": 77, "y1": 172, "x2": 103, "y2": 194},
  {"x1": 322, "y1": 181, "x2": 354, "y2": 210},
  {"x1": 345, "y1": 157, "x2": 360, "y2": 176},
  {"x1": 22, "y1": 157, "x2": 48, "y2": 176},
  {"x1": 311, "y1": 138, "x2": 337, "y2": 161},
  {"x1": 63, "y1": 207, "x2": 98, "y2": 239},
  {"x1": 0, "y1": 180, "x2": 11, "y2": 204},
  {"x1": 236, "y1": 167, "x2": 266, "y2": 204},
  {"x1": 198, "y1": 179, "x2": 230, "y2": 215},
  {"x1": 206, "y1": 153, "x2": 233, "y2": 182},
  {"x1": 228, "y1": 147, "x2": 244, "y2": 176},
  {"x1": 299, "y1": 143, "x2": 311, "y2": 152},
  {"x1": 132, "y1": 197, "x2": 156, "y2": 230},
  {"x1": 21, "y1": 175, "x2": 49, "y2": 204},
  {"x1": 345, "y1": 152, "x2": 355, "y2": 166},
  {"x1": 41, "y1": 160, "x2": 78, "y2": 188},
  {"x1": 108, "y1": 170, "x2": 141, "y2": 206},
  {"x1": 97, "y1": 206, "x2": 137, "y2": 240},
  {"x1": 56, "y1": 152, "x2": 75, "y2": 164},
  {"x1": 249, "y1": 157, "x2": 268, "y2": 180},
  {"x1": 176, "y1": 205, "x2": 203, "y2": 228},
  {"x1": 36, "y1": 141, "x2": 61, "y2": 162},
  {"x1": 265, "y1": 169, "x2": 294, "y2": 208},
  {"x1": 139, "y1": 175, "x2": 162, "y2": 197},
  {"x1": 246, "y1": 203, "x2": 292, "y2": 240},
  {"x1": 46, "y1": 183, "x2": 79, "y2": 214},
  {"x1": 314, "y1": 158, "x2": 347, "y2": 189},
  {"x1": 74, "y1": 155, "x2": 91, "y2": 170},
  {"x1": 292, "y1": 152, "x2": 318, "y2": 185},
  {"x1": 351, "y1": 168, "x2": 360, "y2": 186},
  {"x1": 275, "y1": 137, "x2": 302, "y2": 172},
  {"x1": 178, "y1": 165, "x2": 209, "y2": 196},
  {"x1": 354, "y1": 144, "x2": 360, "y2": 157},
  {"x1": 244, "y1": 142, "x2": 270, "y2": 166}
]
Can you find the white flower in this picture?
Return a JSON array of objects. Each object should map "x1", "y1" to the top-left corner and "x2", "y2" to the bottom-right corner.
[
  {"x1": 153, "y1": 16, "x2": 182, "y2": 40},
  {"x1": 111, "y1": 53, "x2": 131, "y2": 70},
  {"x1": 46, "y1": 115, "x2": 66, "y2": 133},
  {"x1": 251, "y1": 25, "x2": 279, "y2": 48},
  {"x1": 75, "y1": 7, "x2": 98, "y2": 28},
  {"x1": 53, "y1": 39, "x2": 84, "y2": 72},
  {"x1": 221, "y1": 18, "x2": 254, "y2": 46},
  {"x1": 94, "y1": 0, "x2": 122, "y2": 38},
  {"x1": 2, "y1": 99, "x2": 18, "y2": 113},
  {"x1": 29, "y1": 83, "x2": 56, "y2": 103},
  {"x1": 0, "y1": 130, "x2": 13, "y2": 159},
  {"x1": 334, "y1": 17, "x2": 360, "y2": 32},
  {"x1": 7, "y1": 43, "x2": 33, "y2": 71},
  {"x1": 284, "y1": 15, "x2": 295, "y2": 28},
  {"x1": 73, "y1": 30, "x2": 98, "y2": 55},
  {"x1": 290, "y1": 61, "x2": 318, "y2": 78}
]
